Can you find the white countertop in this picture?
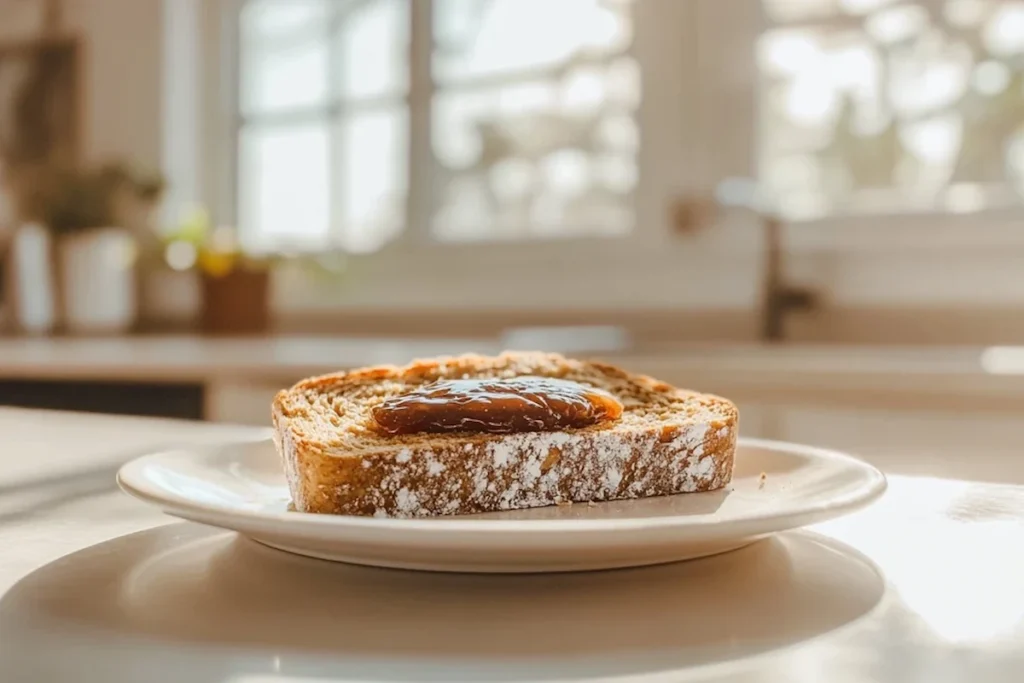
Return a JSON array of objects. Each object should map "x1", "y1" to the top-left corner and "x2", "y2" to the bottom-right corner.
[
  {"x1": 0, "y1": 408, "x2": 1023, "y2": 681},
  {"x1": 0, "y1": 335, "x2": 504, "y2": 382},
  {"x1": 2, "y1": 336, "x2": 1024, "y2": 406}
]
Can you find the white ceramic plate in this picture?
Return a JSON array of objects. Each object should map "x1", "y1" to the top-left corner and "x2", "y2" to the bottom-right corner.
[{"x1": 117, "y1": 436, "x2": 886, "y2": 573}]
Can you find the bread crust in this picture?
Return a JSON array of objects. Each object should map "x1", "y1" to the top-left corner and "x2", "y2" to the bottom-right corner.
[{"x1": 273, "y1": 353, "x2": 738, "y2": 517}]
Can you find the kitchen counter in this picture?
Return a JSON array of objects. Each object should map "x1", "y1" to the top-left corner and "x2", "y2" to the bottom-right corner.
[
  {"x1": 0, "y1": 334, "x2": 1021, "y2": 396},
  {"x1": 6, "y1": 336, "x2": 1024, "y2": 476},
  {"x1": 1, "y1": 407, "x2": 1023, "y2": 682},
  {"x1": 0, "y1": 335, "x2": 503, "y2": 382}
]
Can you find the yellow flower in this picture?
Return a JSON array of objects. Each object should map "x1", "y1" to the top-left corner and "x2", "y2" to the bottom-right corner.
[{"x1": 198, "y1": 249, "x2": 236, "y2": 277}]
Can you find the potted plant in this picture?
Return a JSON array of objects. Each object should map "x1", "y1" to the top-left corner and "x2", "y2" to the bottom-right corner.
[
  {"x1": 159, "y1": 206, "x2": 273, "y2": 335},
  {"x1": 23, "y1": 163, "x2": 164, "y2": 333},
  {"x1": 156, "y1": 205, "x2": 350, "y2": 335}
]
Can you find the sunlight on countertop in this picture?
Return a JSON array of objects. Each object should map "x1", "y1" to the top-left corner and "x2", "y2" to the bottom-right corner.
[
  {"x1": 815, "y1": 477, "x2": 1024, "y2": 648},
  {"x1": 980, "y1": 346, "x2": 1024, "y2": 375}
]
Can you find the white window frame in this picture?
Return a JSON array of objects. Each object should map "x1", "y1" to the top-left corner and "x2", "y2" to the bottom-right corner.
[
  {"x1": 184, "y1": 0, "x2": 767, "y2": 315},
  {"x1": 227, "y1": 0, "x2": 687, "y2": 251},
  {"x1": 183, "y1": 0, "x2": 1024, "y2": 322}
]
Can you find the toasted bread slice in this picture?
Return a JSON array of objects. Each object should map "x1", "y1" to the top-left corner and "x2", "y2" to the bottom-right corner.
[{"x1": 272, "y1": 352, "x2": 738, "y2": 517}]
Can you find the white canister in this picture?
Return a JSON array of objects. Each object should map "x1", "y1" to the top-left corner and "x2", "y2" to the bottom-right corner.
[
  {"x1": 59, "y1": 227, "x2": 137, "y2": 334},
  {"x1": 9, "y1": 222, "x2": 58, "y2": 335}
]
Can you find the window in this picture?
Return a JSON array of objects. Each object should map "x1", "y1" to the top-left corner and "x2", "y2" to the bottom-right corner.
[
  {"x1": 235, "y1": 0, "x2": 641, "y2": 252},
  {"x1": 229, "y1": 0, "x2": 1024, "y2": 251},
  {"x1": 759, "y1": 0, "x2": 1024, "y2": 221},
  {"x1": 201, "y1": 0, "x2": 1024, "y2": 327},
  {"x1": 237, "y1": 0, "x2": 409, "y2": 252}
]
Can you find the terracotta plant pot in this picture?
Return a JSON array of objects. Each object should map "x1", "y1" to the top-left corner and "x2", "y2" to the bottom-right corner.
[{"x1": 200, "y1": 268, "x2": 269, "y2": 335}]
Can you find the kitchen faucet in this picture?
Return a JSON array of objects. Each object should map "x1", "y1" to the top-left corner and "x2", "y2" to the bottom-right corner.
[
  {"x1": 674, "y1": 178, "x2": 820, "y2": 342},
  {"x1": 758, "y1": 212, "x2": 819, "y2": 342}
]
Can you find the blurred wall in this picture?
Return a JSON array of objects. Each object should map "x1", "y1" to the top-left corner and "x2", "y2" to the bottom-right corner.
[{"x1": 63, "y1": 0, "x2": 163, "y2": 168}]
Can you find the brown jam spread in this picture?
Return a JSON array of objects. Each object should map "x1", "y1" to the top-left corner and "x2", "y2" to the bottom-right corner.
[{"x1": 371, "y1": 376, "x2": 623, "y2": 436}]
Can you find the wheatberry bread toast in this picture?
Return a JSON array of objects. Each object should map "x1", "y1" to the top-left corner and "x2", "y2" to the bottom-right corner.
[{"x1": 272, "y1": 352, "x2": 738, "y2": 517}]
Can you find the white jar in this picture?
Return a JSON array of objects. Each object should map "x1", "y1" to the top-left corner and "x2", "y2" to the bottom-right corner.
[
  {"x1": 59, "y1": 227, "x2": 137, "y2": 334},
  {"x1": 9, "y1": 222, "x2": 58, "y2": 335}
]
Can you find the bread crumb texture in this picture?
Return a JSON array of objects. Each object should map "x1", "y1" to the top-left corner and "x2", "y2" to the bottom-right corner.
[{"x1": 273, "y1": 351, "x2": 738, "y2": 517}]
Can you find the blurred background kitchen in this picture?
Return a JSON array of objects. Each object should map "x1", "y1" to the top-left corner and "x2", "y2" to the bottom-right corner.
[{"x1": 1, "y1": 0, "x2": 1023, "y2": 481}]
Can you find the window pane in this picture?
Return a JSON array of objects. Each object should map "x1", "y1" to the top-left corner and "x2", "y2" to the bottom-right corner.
[
  {"x1": 759, "y1": 0, "x2": 1024, "y2": 219},
  {"x1": 336, "y1": 0, "x2": 410, "y2": 100},
  {"x1": 433, "y1": 0, "x2": 633, "y2": 84},
  {"x1": 241, "y1": 0, "x2": 331, "y2": 40},
  {"x1": 431, "y1": 63, "x2": 639, "y2": 241},
  {"x1": 337, "y1": 109, "x2": 408, "y2": 252},
  {"x1": 239, "y1": 122, "x2": 331, "y2": 247},
  {"x1": 240, "y1": 36, "x2": 329, "y2": 115}
]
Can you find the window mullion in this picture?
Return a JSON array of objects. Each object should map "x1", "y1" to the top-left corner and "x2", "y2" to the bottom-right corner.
[
  {"x1": 224, "y1": 0, "x2": 245, "y2": 240},
  {"x1": 694, "y1": 0, "x2": 760, "y2": 190},
  {"x1": 326, "y1": 1, "x2": 345, "y2": 249},
  {"x1": 632, "y1": 0, "x2": 698, "y2": 241},
  {"x1": 221, "y1": 0, "x2": 244, "y2": 232},
  {"x1": 404, "y1": 0, "x2": 435, "y2": 246}
]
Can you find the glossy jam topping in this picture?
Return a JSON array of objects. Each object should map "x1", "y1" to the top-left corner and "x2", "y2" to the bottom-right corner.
[{"x1": 371, "y1": 376, "x2": 623, "y2": 436}]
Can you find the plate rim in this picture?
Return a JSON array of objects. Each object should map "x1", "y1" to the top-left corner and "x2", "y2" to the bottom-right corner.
[{"x1": 117, "y1": 436, "x2": 887, "y2": 534}]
